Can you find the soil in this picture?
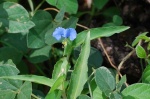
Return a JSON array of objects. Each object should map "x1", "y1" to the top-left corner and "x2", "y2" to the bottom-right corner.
[{"x1": 79, "y1": 0, "x2": 150, "y2": 84}]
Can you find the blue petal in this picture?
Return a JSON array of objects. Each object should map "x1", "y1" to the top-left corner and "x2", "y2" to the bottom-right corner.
[
  {"x1": 65, "y1": 28, "x2": 77, "y2": 41},
  {"x1": 52, "y1": 27, "x2": 65, "y2": 40}
]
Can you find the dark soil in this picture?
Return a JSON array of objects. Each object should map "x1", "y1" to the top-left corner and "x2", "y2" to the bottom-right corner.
[{"x1": 80, "y1": 0, "x2": 150, "y2": 84}]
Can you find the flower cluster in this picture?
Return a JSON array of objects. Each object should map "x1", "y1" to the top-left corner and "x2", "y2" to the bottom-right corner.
[{"x1": 52, "y1": 27, "x2": 77, "y2": 41}]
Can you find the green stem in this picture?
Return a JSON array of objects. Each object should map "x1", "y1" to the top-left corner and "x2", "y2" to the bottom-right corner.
[
  {"x1": 87, "y1": 71, "x2": 95, "y2": 98},
  {"x1": 31, "y1": 93, "x2": 40, "y2": 99},
  {"x1": 35, "y1": 0, "x2": 46, "y2": 12},
  {"x1": 28, "y1": 0, "x2": 34, "y2": 16}
]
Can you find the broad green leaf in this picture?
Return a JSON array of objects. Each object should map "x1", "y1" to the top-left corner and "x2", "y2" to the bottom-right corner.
[
  {"x1": 54, "y1": 7, "x2": 65, "y2": 23},
  {"x1": 17, "y1": 81, "x2": 32, "y2": 99},
  {"x1": 142, "y1": 65, "x2": 150, "y2": 83},
  {"x1": 27, "y1": 10, "x2": 52, "y2": 48},
  {"x1": 136, "y1": 45, "x2": 147, "y2": 58},
  {"x1": 0, "y1": 2, "x2": 35, "y2": 33},
  {"x1": 61, "y1": 17, "x2": 78, "y2": 28},
  {"x1": 44, "y1": 24, "x2": 60, "y2": 46},
  {"x1": 93, "y1": 87, "x2": 105, "y2": 99},
  {"x1": 122, "y1": 83, "x2": 150, "y2": 99},
  {"x1": 0, "y1": 82, "x2": 32, "y2": 99},
  {"x1": 0, "y1": 46, "x2": 22, "y2": 64},
  {"x1": 46, "y1": 0, "x2": 78, "y2": 14},
  {"x1": 93, "y1": 0, "x2": 109, "y2": 10},
  {"x1": 67, "y1": 32, "x2": 91, "y2": 99},
  {"x1": 77, "y1": 95, "x2": 90, "y2": 99},
  {"x1": 0, "y1": 60, "x2": 22, "y2": 89},
  {"x1": 73, "y1": 26, "x2": 129, "y2": 47},
  {"x1": 116, "y1": 75, "x2": 126, "y2": 91},
  {"x1": 0, "y1": 90, "x2": 16, "y2": 99},
  {"x1": 0, "y1": 61, "x2": 32, "y2": 99},
  {"x1": 113, "y1": 15, "x2": 123, "y2": 26},
  {"x1": 95, "y1": 67, "x2": 115, "y2": 96},
  {"x1": 90, "y1": 78, "x2": 106, "y2": 99},
  {"x1": 0, "y1": 75, "x2": 55, "y2": 87},
  {"x1": 0, "y1": 33, "x2": 28, "y2": 54},
  {"x1": 27, "y1": 45, "x2": 51, "y2": 63},
  {"x1": 74, "y1": 47, "x2": 103, "y2": 75},
  {"x1": 52, "y1": 57, "x2": 69, "y2": 79}
]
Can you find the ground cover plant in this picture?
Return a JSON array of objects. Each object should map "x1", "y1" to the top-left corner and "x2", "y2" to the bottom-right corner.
[{"x1": 0, "y1": 0, "x2": 150, "y2": 99}]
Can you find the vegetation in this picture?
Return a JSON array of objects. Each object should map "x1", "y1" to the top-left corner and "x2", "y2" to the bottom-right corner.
[{"x1": 0, "y1": 0, "x2": 149, "y2": 99}]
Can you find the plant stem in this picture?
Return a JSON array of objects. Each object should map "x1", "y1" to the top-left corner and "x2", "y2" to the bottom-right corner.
[
  {"x1": 31, "y1": 93, "x2": 41, "y2": 99},
  {"x1": 35, "y1": 0, "x2": 45, "y2": 12},
  {"x1": 28, "y1": 0, "x2": 34, "y2": 16},
  {"x1": 87, "y1": 71, "x2": 95, "y2": 98}
]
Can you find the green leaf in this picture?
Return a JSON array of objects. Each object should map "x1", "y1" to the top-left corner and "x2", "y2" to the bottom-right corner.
[
  {"x1": 63, "y1": 39, "x2": 73, "y2": 56},
  {"x1": 52, "y1": 57, "x2": 69, "y2": 79},
  {"x1": 61, "y1": 17, "x2": 78, "y2": 28},
  {"x1": 4, "y1": 0, "x2": 18, "y2": 2},
  {"x1": 116, "y1": 75, "x2": 126, "y2": 91},
  {"x1": 109, "y1": 92, "x2": 122, "y2": 99},
  {"x1": 142, "y1": 65, "x2": 150, "y2": 83},
  {"x1": 136, "y1": 45, "x2": 147, "y2": 58},
  {"x1": 0, "y1": 2, "x2": 35, "y2": 33},
  {"x1": 73, "y1": 26, "x2": 129, "y2": 47},
  {"x1": 93, "y1": 0, "x2": 109, "y2": 10},
  {"x1": 122, "y1": 83, "x2": 150, "y2": 99},
  {"x1": 77, "y1": 95, "x2": 90, "y2": 99},
  {"x1": 0, "y1": 60, "x2": 22, "y2": 89},
  {"x1": 0, "y1": 75, "x2": 55, "y2": 87},
  {"x1": 67, "y1": 31, "x2": 91, "y2": 99},
  {"x1": 93, "y1": 87, "x2": 105, "y2": 99},
  {"x1": 95, "y1": 67, "x2": 115, "y2": 96},
  {"x1": 54, "y1": 7, "x2": 65, "y2": 23},
  {"x1": 50, "y1": 75, "x2": 65, "y2": 93},
  {"x1": 0, "y1": 61, "x2": 32, "y2": 99},
  {"x1": 46, "y1": 0, "x2": 78, "y2": 14},
  {"x1": 90, "y1": 78, "x2": 106, "y2": 99},
  {"x1": 113, "y1": 15, "x2": 123, "y2": 25},
  {"x1": 74, "y1": 47, "x2": 103, "y2": 74},
  {"x1": 132, "y1": 32, "x2": 148, "y2": 46},
  {"x1": 45, "y1": 90, "x2": 61, "y2": 99},
  {"x1": 75, "y1": 47, "x2": 103, "y2": 68},
  {"x1": 0, "y1": 46, "x2": 23, "y2": 64},
  {"x1": 27, "y1": 45, "x2": 51, "y2": 63},
  {"x1": 0, "y1": 90, "x2": 16, "y2": 99},
  {"x1": 27, "y1": 10, "x2": 52, "y2": 48},
  {"x1": 0, "y1": 33, "x2": 28, "y2": 54},
  {"x1": 17, "y1": 81, "x2": 32, "y2": 99}
]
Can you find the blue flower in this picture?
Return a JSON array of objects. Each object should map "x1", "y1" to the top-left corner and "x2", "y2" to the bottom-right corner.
[
  {"x1": 52, "y1": 27, "x2": 66, "y2": 40},
  {"x1": 52, "y1": 27, "x2": 77, "y2": 41}
]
